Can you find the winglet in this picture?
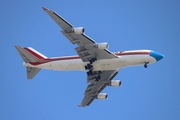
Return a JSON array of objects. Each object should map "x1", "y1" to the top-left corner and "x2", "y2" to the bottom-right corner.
[
  {"x1": 42, "y1": 7, "x2": 48, "y2": 11},
  {"x1": 78, "y1": 104, "x2": 81, "y2": 107}
]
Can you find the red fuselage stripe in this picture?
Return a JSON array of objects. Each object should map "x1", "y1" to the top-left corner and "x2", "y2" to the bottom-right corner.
[
  {"x1": 29, "y1": 51, "x2": 150, "y2": 66},
  {"x1": 24, "y1": 48, "x2": 45, "y2": 59}
]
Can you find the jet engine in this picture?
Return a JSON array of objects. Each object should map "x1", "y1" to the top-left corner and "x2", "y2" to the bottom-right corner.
[
  {"x1": 64, "y1": 27, "x2": 84, "y2": 34},
  {"x1": 93, "y1": 42, "x2": 109, "y2": 49},
  {"x1": 97, "y1": 93, "x2": 108, "y2": 100},
  {"x1": 73, "y1": 27, "x2": 84, "y2": 34},
  {"x1": 107, "y1": 80, "x2": 121, "y2": 87}
]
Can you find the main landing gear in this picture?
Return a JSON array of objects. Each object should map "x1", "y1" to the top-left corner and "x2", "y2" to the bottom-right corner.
[
  {"x1": 87, "y1": 70, "x2": 101, "y2": 81},
  {"x1": 85, "y1": 58, "x2": 101, "y2": 81},
  {"x1": 85, "y1": 64, "x2": 93, "y2": 70},
  {"x1": 95, "y1": 75, "x2": 101, "y2": 81},
  {"x1": 87, "y1": 70, "x2": 101, "y2": 76},
  {"x1": 89, "y1": 58, "x2": 97, "y2": 64},
  {"x1": 84, "y1": 58, "x2": 97, "y2": 70}
]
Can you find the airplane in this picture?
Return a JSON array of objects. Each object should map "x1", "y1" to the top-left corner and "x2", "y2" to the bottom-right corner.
[{"x1": 15, "y1": 7, "x2": 164, "y2": 107}]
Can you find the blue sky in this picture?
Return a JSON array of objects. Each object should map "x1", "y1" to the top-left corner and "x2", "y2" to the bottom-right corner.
[{"x1": 0, "y1": 0, "x2": 179, "y2": 120}]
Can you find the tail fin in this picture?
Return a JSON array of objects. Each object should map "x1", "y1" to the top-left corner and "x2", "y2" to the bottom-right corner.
[{"x1": 15, "y1": 46, "x2": 47, "y2": 79}]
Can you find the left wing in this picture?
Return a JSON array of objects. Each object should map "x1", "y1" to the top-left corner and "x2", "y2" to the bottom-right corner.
[
  {"x1": 42, "y1": 7, "x2": 118, "y2": 62},
  {"x1": 79, "y1": 70, "x2": 118, "y2": 107}
]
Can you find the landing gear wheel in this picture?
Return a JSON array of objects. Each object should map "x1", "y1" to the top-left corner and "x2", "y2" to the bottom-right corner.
[
  {"x1": 85, "y1": 64, "x2": 93, "y2": 70},
  {"x1": 87, "y1": 70, "x2": 93, "y2": 76},
  {"x1": 87, "y1": 72, "x2": 90, "y2": 76},
  {"x1": 144, "y1": 62, "x2": 149, "y2": 68},
  {"x1": 89, "y1": 58, "x2": 97, "y2": 64},
  {"x1": 85, "y1": 66, "x2": 88, "y2": 70},
  {"x1": 144, "y1": 64, "x2": 147, "y2": 68},
  {"x1": 95, "y1": 75, "x2": 101, "y2": 81},
  {"x1": 89, "y1": 60, "x2": 93, "y2": 64}
]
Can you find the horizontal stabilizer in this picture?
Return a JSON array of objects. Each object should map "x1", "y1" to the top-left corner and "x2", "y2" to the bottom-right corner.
[{"x1": 26, "y1": 67, "x2": 41, "y2": 79}]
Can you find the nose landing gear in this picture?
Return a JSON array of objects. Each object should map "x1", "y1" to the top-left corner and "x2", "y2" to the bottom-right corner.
[{"x1": 144, "y1": 62, "x2": 149, "y2": 68}]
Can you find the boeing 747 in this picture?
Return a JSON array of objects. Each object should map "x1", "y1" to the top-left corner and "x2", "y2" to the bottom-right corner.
[{"x1": 15, "y1": 7, "x2": 164, "y2": 107}]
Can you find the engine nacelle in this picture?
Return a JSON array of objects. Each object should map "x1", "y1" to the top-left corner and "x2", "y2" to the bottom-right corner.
[
  {"x1": 97, "y1": 93, "x2": 108, "y2": 100},
  {"x1": 64, "y1": 27, "x2": 84, "y2": 34},
  {"x1": 107, "y1": 80, "x2": 121, "y2": 87},
  {"x1": 72, "y1": 27, "x2": 84, "y2": 34},
  {"x1": 93, "y1": 42, "x2": 109, "y2": 49}
]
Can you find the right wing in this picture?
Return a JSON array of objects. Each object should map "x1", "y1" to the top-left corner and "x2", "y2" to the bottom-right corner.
[{"x1": 79, "y1": 70, "x2": 119, "y2": 107}]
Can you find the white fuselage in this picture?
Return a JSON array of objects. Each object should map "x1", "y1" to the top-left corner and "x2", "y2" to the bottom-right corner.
[{"x1": 23, "y1": 50, "x2": 156, "y2": 71}]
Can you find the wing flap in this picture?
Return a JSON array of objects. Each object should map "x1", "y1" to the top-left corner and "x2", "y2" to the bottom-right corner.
[{"x1": 61, "y1": 31, "x2": 95, "y2": 46}]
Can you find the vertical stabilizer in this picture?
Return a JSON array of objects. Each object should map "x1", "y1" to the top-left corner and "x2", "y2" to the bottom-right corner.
[{"x1": 15, "y1": 46, "x2": 46, "y2": 79}]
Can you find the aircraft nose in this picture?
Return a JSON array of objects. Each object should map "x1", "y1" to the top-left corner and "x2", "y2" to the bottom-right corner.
[{"x1": 150, "y1": 51, "x2": 164, "y2": 61}]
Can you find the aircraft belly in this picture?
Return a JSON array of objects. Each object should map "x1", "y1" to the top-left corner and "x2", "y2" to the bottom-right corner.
[
  {"x1": 31, "y1": 58, "x2": 124, "y2": 71},
  {"x1": 122, "y1": 55, "x2": 156, "y2": 67},
  {"x1": 51, "y1": 60, "x2": 83, "y2": 70},
  {"x1": 93, "y1": 58, "x2": 125, "y2": 70}
]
